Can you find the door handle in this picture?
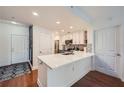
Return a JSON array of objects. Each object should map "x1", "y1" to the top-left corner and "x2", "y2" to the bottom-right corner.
[
  {"x1": 117, "y1": 53, "x2": 121, "y2": 56},
  {"x1": 40, "y1": 51, "x2": 42, "y2": 53}
]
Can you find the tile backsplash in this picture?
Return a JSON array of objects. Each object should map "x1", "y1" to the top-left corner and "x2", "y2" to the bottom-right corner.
[{"x1": 62, "y1": 44, "x2": 87, "y2": 51}]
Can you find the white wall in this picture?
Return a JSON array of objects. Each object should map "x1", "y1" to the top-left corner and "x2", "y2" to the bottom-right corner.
[
  {"x1": 0, "y1": 20, "x2": 29, "y2": 66},
  {"x1": 33, "y1": 26, "x2": 54, "y2": 69},
  {"x1": 93, "y1": 18, "x2": 122, "y2": 31},
  {"x1": 87, "y1": 27, "x2": 94, "y2": 53}
]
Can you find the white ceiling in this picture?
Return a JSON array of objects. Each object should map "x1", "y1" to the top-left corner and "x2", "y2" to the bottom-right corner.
[
  {"x1": 0, "y1": 6, "x2": 89, "y2": 33},
  {"x1": 81, "y1": 6, "x2": 124, "y2": 22},
  {"x1": 0, "y1": 6, "x2": 124, "y2": 33}
]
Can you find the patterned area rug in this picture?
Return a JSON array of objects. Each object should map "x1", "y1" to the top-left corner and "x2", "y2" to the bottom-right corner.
[{"x1": 0, "y1": 62, "x2": 31, "y2": 82}]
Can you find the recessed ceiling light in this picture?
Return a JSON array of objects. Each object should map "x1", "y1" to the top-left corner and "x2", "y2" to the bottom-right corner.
[
  {"x1": 61, "y1": 30, "x2": 64, "y2": 32},
  {"x1": 32, "y1": 12, "x2": 39, "y2": 16},
  {"x1": 70, "y1": 26, "x2": 73, "y2": 29},
  {"x1": 56, "y1": 21, "x2": 60, "y2": 24},
  {"x1": 55, "y1": 32, "x2": 59, "y2": 34},
  {"x1": 11, "y1": 21, "x2": 17, "y2": 24}
]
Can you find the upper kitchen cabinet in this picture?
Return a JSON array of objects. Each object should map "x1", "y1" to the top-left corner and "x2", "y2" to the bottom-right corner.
[
  {"x1": 68, "y1": 33, "x2": 73, "y2": 40},
  {"x1": 72, "y1": 31, "x2": 84, "y2": 44},
  {"x1": 79, "y1": 31, "x2": 84, "y2": 44},
  {"x1": 73, "y1": 32, "x2": 79, "y2": 44},
  {"x1": 61, "y1": 35, "x2": 66, "y2": 45},
  {"x1": 65, "y1": 33, "x2": 73, "y2": 40},
  {"x1": 61, "y1": 30, "x2": 87, "y2": 45},
  {"x1": 61, "y1": 33, "x2": 73, "y2": 45}
]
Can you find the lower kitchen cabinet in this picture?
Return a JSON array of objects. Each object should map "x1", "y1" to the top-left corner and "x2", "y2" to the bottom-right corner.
[
  {"x1": 74, "y1": 58, "x2": 91, "y2": 80},
  {"x1": 38, "y1": 57, "x2": 92, "y2": 87}
]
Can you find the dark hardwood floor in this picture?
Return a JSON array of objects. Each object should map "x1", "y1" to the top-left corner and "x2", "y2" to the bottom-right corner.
[
  {"x1": 0, "y1": 69, "x2": 38, "y2": 87},
  {"x1": 72, "y1": 71, "x2": 124, "y2": 87},
  {"x1": 0, "y1": 70, "x2": 124, "y2": 87}
]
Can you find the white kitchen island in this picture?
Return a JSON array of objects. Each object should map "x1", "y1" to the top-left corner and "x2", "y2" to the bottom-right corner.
[{"x1": 38, "y1": 51, "x2": 94, "y2": 87}]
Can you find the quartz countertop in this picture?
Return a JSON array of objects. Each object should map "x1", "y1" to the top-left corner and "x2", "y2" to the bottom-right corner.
[{"x1": 38, "y1": 51, "x2": 94, "y2": 69}]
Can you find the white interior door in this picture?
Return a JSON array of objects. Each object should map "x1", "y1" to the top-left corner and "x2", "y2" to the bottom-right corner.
[
  {"x1": 12, "y1": 35, "x2": 28, "y2": 64},
  {"x1": 39, "y1": 33, "x2": 52, "y2": 56},
  {"x1": 0, "y1": 33, "x2": 11, "y2": 66},
  {"x1": 95, "y1": 26, "x2": 120, "y2": 77}
]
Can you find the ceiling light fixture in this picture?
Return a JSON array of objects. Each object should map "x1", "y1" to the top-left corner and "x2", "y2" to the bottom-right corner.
[
  {"x1": 11, "y1": 21, "x2": 17, "y2": 24},
  {"x1": 32, "y1": 12, "x2": 39, "y2": 16},
  {"x1": 56, "y1": 21, "x2": 60, "y2": 24},
  {"x1": 70, "y1": 26, "x2": 73, "y2": 29}
]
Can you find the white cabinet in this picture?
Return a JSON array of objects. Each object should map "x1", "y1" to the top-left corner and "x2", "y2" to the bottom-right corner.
[
  {"x1": 65, "y1": 34, "x2": 69, "y2": 40},
  {"x1": 61, "y1": 35, "x2": 65, "y2": 45},
  {"x1": 61, "y1": 33, "x2": 73, "y2": 45},
  {"x1": 75, "y1": 32, "x2": 80, "y2": 44},
  {"x1": 72, "y1": 32, "x2": 81, "y2": 44},
  {"x1": 79, "y1": 31, "x2": 84, "y2": 44},
  {"x1": 38, "y1": 56, "x2": 92, "y2": 87},
  {"x1": 47, "y1": 63, "x2": 75, "y2": 87},
  {"x1": 72, "y1": 32, "x2": 76, "y2": 44},
  {"x1": 61, "y1": 31, "x2": 85, "y2": 45},
  {"x1": 38, "y1": 63, "x2": 48, "y2": 87},
  {"x1": 64, "y1": 33, "x2": 72, "y2": 40},
  {"x1": 74, "y1": 58, "x2": 91, "y2": 80},
  {"x1": 68, "y1": 33, "x2": 73, "y2": 40}
]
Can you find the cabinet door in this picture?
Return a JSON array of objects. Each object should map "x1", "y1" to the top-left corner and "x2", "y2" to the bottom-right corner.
[
  {"x1": 75, "y1": 32, "x2": 79, "y2": 44},
  {"x1": 72, "y1": 32, "x2": 76, "y2": 44},
  {"x1": 74, "y1": 58, "x2": 91, "y2": 80},
  {"x1": 68, "y1": 33, "x2": 73, "y2": 40},
  {"x1": 61, "y1": 35, "x2": 65, "y2": 45},
  {"x1": 72, "y1": 32, "x2": 79, "y2": 44},
  {"x1": 79, "y1": 31, "x2": 84, "y2": 44},
  {"x1": 64, "y1": 34, "x2": 68, "y2": 40},
  {"x1": 67, "y1": 34, "x2": 69, "y2": 40},
  {"x1": 38, "y1": 63, "x2": 47, "y2": 87},
  {"x1": 12, "y1": 35, "x2": 28, "y2": 64},
  {"x1": 47, "y1": 63, "x2": 75, "y2": 87}
]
